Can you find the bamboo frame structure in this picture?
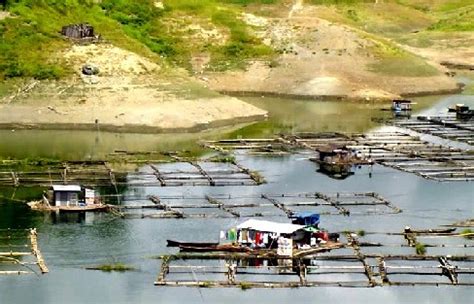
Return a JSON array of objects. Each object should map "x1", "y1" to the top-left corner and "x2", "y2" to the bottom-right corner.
[
  {"x1": 0, "y1": 159, "x2": 264, "y2": 188},
  {"x1": 154, "y1": 228, "x2": 474, "y2": 288},
  {"x1": 395, "y1": 115, "x2": 474, "y2": 145},
  {"x1": 0, "y1": 228, "x2": 48, "y2": 275},
  {"x1": 111, "y1": 192, "x2": 401, "y2": 219},
  {"x1": 203, "y1": 130, "x2": 474, "y2": 182}
]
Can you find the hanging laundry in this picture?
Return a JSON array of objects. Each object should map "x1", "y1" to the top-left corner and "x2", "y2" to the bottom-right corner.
[
  {"x1": 228, "y1": 228, "x2": 237, "y2": 242},
  {"x1": 255, "y1": 232, "x2": 261, "y2": 245}
]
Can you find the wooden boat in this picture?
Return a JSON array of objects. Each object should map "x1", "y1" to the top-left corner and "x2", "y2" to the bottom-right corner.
[
  {"x1": 167, "y1": 240, "x2": 219, "y2": 248},
  {"x1": 28, "y1": 200, "x2": 110, "y2": 213},
  {"x1": 410, "y1": 228, "x2": 456, "y2": 234},
  {"x1": 179, "y1": 244, "x2": 253, "y2": 253}
]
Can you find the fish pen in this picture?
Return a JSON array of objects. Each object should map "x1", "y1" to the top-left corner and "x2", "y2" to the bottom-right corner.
[
  {"x1": 395, "y1": 115, "x2": 474, "y2": 145},
  {"x1": 110, "y1": 192, "x2": 401, "y2": 219},
  {"x1": 204, "y1": 130, "x2": 474, "y2": 182},
  {"x1": 154, "y1": 228, "x2": 474, "y2": 288},
  {"x1": 0, "y1": 159, "x2": 264, "y2": 188},
  {"x1": 0, "y1": 228, "x2": 48, "y2": 275}
]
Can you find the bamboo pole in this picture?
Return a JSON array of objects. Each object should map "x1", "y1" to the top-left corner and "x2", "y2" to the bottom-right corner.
[{"x1": 29, "y1": 228, "x2": 48, "y2": 274}]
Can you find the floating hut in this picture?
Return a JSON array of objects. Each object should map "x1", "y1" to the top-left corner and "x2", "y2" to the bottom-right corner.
[
  {"x1": 392, "y1": 99, "x2": 412, "y2": 112},
  {"x1": 28, "y1": 185, "x2": 108, "y2": 212},
  {"x1": 173, "y1": 216, "x2": 340, "y2": 256},
  {"x1": 311, "y1": 145, "x2": 372, "y2": 179}
]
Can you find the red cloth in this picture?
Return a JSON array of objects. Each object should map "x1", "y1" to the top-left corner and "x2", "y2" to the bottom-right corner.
[{"x1": 255, "y1": 232, "x2": 261, "y2": 245}]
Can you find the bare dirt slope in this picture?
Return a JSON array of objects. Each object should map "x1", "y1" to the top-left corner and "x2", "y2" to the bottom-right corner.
[
  {"x1": 203, "y1": 2, "x2": 460, "y2": 101},
  {"x1": 0, "y1": 44, "x2": 267, "y2": 132}
]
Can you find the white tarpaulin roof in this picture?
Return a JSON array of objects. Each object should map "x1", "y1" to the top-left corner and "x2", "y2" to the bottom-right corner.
[
  {"x1": 51, "y1": 185, "x2": 81, "y2": 192},
  {"x1": 236, "y1": 219, "x2": 305, "y2": 234}
]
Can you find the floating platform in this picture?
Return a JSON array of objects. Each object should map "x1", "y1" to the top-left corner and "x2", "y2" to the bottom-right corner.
[
  {"x1": 395, "y1": 115, "x2": 474, "y2": 145},
  {"x1": 154, "y1": 228, "x2": 474, "y2": 288},
  {"x1": 0, "y1": 159, "x2": 264, "y2": 188},
  {"x1": 204, "y1": 130, "x2": 474, "y2": 182},
  {"x1": 110, "y1": 192, "x2": 401, "y2": 219}
]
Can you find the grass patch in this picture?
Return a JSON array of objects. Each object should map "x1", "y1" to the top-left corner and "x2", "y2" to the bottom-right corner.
[
  {"x1": 357, "y1": 229, "x2": 365, "y2": 237},
  {"x1": 87, "y1": 263, "x2": 135, "y2": 272},
  {"x1": 428, "y1": 6, "x2": 474, "y2": 31},
  {"x1": 239, "y1": 281, "x2": 253, "y2": 290},
  {"x1": 460, "y1": 229, "x2": 474, "y2": 239},
  {"x1": 0, "y1": 0, "x2": 274, "y2": 80},
  {"x1": 208, "y1": 154, "x2": 237, "y2": 163},
  {"x1": 415, "y1": 242, "x2": 427, "y2": 255},
  {"x1": 368, "y1": 57, "x2": 439, "y2": 77}
]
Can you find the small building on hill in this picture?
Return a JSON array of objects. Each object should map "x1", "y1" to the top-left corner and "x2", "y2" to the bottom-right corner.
[{"x1": 61, "y1": 24, "x2": 95, "y2": 39}]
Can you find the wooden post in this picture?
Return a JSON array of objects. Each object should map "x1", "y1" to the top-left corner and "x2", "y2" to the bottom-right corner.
[
  {"x1": 438, "y1": 257, "x2": 458, "y2": 285},
  {"x1": 345, "y1": 232, "x2": 377, "y2": 287},
  {"x1": 261, "y1": 194, "x2": 293, "y2": 217},
  {"x1": 205, "y1": 195, "x2": 240, "y2": 217},
  {"x1": 315, "y1": 192, "x2": 350, "y2": 216}
]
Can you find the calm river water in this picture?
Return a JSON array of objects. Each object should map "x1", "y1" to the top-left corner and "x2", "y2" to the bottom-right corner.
[{"x1": 0, "y1": 95, "x2": 473, "y2": 303}]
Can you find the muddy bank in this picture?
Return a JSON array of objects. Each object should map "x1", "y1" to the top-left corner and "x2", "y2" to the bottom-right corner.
[
  {"x1": 0, "y1": 114, "x2": 267, "y2": 134},
  {"x1": 220, "y1": 86, "x2": 464, "y2": 102}
]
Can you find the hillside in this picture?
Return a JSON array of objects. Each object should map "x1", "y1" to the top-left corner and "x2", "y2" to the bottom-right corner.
[{"x1": 0, "y1": 0, "x2": 472, "y2": 131}]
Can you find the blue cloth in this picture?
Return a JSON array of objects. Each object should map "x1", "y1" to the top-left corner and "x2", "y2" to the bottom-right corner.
[{"x1": 291, "y1": 212, "x2": 320, "y2": 226}]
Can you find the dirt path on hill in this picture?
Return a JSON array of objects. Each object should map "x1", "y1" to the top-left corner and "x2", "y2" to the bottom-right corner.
[{"x1": 201, "y1": 1, "x2": 460, "y2": 101}]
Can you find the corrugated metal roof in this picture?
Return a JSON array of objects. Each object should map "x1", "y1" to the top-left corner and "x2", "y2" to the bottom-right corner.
[
  {"x1": 236, "y1": 219, "x2": 305, "y2": 234},
  {"x1": 51, "y1": 185, "x2": 82, "y2": 192}
]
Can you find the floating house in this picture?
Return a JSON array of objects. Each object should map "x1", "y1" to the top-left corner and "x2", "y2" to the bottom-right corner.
[
  {"x1": 448, "y1": 104, "x2": 473, "y2": 119},
  {"x1": 28, "y1": 185, "x2": 106, "y2": 212},
  {"x1": 311, "y1": 145, "x2": 372, "y2": 179},
  {"x1": 392, "y1": 99, "x2": 412, "y2": 112},
  {"x1": 169, "y1": 215, "x2": 341, "y2": 256},
  {"x1": 48, "y1": 185, "x2": 97, "y2": 207}
]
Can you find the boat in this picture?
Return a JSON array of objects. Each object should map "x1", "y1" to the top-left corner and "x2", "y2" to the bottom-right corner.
[
  {"x1": 167, "y1": 240, "x2": 219, "y2": 247},
  {"x1": 179, "y1": 244, "x2": 253, "y2": 253},
  {"x1": 407, "y1": 227, "x2": 457, "y2": 234}
]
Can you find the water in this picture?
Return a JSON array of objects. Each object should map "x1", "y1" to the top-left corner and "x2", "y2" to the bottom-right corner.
[{"x1": 0, "y1": 95, "x2": 473, "y2": 303}]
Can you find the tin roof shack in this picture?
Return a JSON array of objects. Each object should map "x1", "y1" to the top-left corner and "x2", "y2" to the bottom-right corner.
[
  {"x1": 50, "y1": 185, "x2": 83, "y2": 207},
  {"x1": 392, "y1": 99, "x2": 412, "y2": 112},
  {"x1": 236, "y1": 219, "x2": 306, "y2": 250},
  {"x1": 312, "y1": 145, "x2": 355, "y2": 179},
  {"x1": 311, "y1": 145, "x2": 373, "y2": 179},
  {"x1": 61, "y1": 24, "x2": 96, "y2": 40}
]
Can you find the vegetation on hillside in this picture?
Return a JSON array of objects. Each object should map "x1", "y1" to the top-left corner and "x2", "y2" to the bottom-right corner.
[
  {"x1": 0, "y1": 0, "x2": 472, "y2": 81},
  {"x1": 0, "y1": 0, "x2": 273, "y2": 80}
]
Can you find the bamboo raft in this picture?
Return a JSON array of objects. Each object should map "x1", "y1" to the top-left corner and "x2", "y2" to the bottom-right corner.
[
  {"x1": 0, "y1": 228, "x2": 48, "y2": 275},
  {"x1": 111, "y1": 192, "x2": 401, "y2": 219},
  {"x1": 154, "y1": 228, "x2": 474, "y2": 288},
  {"x1": 395, "y1": 115, "x2": 474, "y2": 145},
  {"x1": 0, "y1": 159, "x2": 264, "y2": 188},
  {"x1": 204, "y1": 131, "x2": 474, "y2": 182}
]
